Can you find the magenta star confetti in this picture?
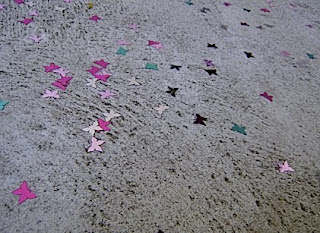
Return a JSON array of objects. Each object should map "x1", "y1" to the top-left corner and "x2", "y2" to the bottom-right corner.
[
  {"x1": 278, "y1": 161, "x2": 294, "y2": 173},
  {"x1": 100, "y1": 90, "x2": 115, "y2": 99},
  {"x1": 204, "y1": 59, "x2": 214, "y2": 67},
  {"x1": 89, "y1": 15, "x2": 101, "y2": 22},
  {"x1": 12, "y1": 181, "x2": 37, "y2": 204},
  {"x1": 44, "y1": 63, "x2": 60, "y2": 72},
  {"x1": 14, "y1": 0, "x2": 24, "y2": 4},
  {"x1": 56, "y1": 75, "x2": 73, "y2": 86},
  {"x1": 223, "y1": 2, "x2": 231, "y2": 6},
  {"x1": 260, "y1": 8, "x2": 270, "y2": 12},
  {"x1": 86, "y1": 66, "x2": 102, "y2": 75},
  {"x1": 20, "y1": 18, "x2": 33, "y2": 25},
  {"x1": 94, "y1": 59, "x2": 109, "y2": 68},
  {"x1": 51, "y1": 82, "x2": 67, "y2": 90},
  {"x1": 260, "y1": 92, "x2": 273, "y2": 102},
  {"x1": 93, "y1": 73, "x2": 111, "y2": 82},
  {"x1": 97, "y1": 119, "x2": 111, "y2": 131},
  {"x1": 148, "y1": 40, "x2": 164, "y2": 49}
]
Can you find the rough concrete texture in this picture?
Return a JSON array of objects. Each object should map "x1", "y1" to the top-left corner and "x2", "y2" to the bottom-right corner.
[{"x1": 0, "y1": 0, "x2": 320, "y2": 232}]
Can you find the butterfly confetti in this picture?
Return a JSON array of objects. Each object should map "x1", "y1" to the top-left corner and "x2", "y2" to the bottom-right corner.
[
  {"x1": 306, "y1": 53, "x2": 315, "y2": 59},
  {"x1": 86, "y1": 78, "x2": 97, "y2": 88},
  {"x1": 44, "y1": 63, "x2": 60, "y2": 72},
  {"x1": 116, "y1": 47, "x2": 129, "y2": 55},
  {"x1": 278, "y1": 161, "x2": 294, "y2": 173},
  {"x1": 20, "y1": 18, "x2": 33, "y2": 25},
  {"x1": 42, "y1": 90, "x2": 60, "y2": 99},
  {"x1": 244, "y1": 51, "x2": 254, "y2": 58},
  {"x1": 0, "y1": 99, "x2": 9, "y2": 110},
  {"x1": 12, "y1": 181, "x2": 37, "y2": 204},
  {"x1": 205, "y1": 69, "x2": 217, "y2": 75},
  {"x1": 87, "y1": 137, "x2": 105, "y2": 152},
  {"x1": 260, "y1": 92, "x2": 273, "y2": 102},
  {"x1": 194, "y1": 114, "x2": 207, "y2": 126},
  {"x1": 170, "y1": 65, "x2": 182, "y2": 71},
  {"x1": 128, "y1": 77, "x2": 141, "y2": 86},
  {"x1": 145, "y1": 63, "x2": 158, "y2": 70},
  {"x1": 166, "y1": 87, "x2": 178, "y2": 97},
  {"x1": 89, "y1": 15, "x2": 101, "y2": 22},
  {"x1": 103, "y1": 109, "x2": 121, "y2": 121},
  {"x1": 154, "y1": 105, "x2": 170, "y2": 115},
  {"x1": 97, "y1": 119, "x2": 111, "y2": 131},
  {"x1": 100, "y1": 90, "x2": 116, "y2": 99},
  {"x1": 83, "y1": 121, "x2": 103, "y2": 136},
  {"x1": 231, "y1": 123, "x2": 247, "y2": 135}
]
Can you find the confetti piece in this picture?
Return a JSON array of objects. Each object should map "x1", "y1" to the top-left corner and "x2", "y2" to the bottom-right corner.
[
  {"x1": 97, "y1": 119, "x2": 111, "y2": 131},
  {"x1": 223, "y1": 2, "x2": 231, "y2": 6},
  {"x1": 166, "y1": 86, "x2": 178, "y2": 97},
  {"x1": 148, "y1": 40, "x2": 164, "y2": 49},
  {"x1": 86, "y1": 66, "x2": 102, "y2": 75},
  {"x1": 44, "y1": 63, "x2": 60, "y2": 72},
  {"x1": 53, "y1": 67, "x2": 69, "y2": 77},
  {"x1": 145, "y1": 63, "x2": 158, "y2": 70},
  {"x1": 0, "y1": 4, "x2": 5, "y2": 9},
  {"x1": 42, "y1": 90, "x2": 59, "y2": 99},
  {"x1": 278, "y1": 161, "x2": 294, "y2": 173},
  {"x1": 154, "y1": 105, "x2": 170, "y2": 115},
  {"x1": 207, "y1": 43, "x2": 218, "y2": 48},
  {"x1": 170, "y1": 65, "x2": 182, "y2": 71},
  {"x1": 89, "y1": 15, "x2": 101, "y2": 22},
  {"x1": 306, "y1": 53, "x2": 315, "y2": 59},
  {"x1": 103, "y1": 109, "x2": 121, "y2": 121},
  {"x1": 194, "y1": 114, "x2": 207, "y2": 126},
  {"x1": 86, "y1": 78, "x2": 97, "y2": 88},
  {"x1": 231, "y1": 123, "x2": 247, "y2": 135},
  {"x1": 94, "y1": 59, "x2": 109, "y2": 68},
  {"x1": 117, "y1": 39, "x2": 131, "y2": 45},
  {"x1": 29, "y1": 10, "x2": 38, "y2": 16},
  {"x1": 128, "y1": 77, "x2": 141, "y2": 86},
  {"x1": 83, "y1": 121, "x2": 103, "y2": 136},
  {"x1": 87, "y1": 137, "x2": 105, "y2": 152},
  {"x1": 260, "y1": 8, "x2": 270, "y2": 12},
  {"x1": 88, "y1": 2, "x2": 93, "y2": 8},
  {"x1": 100, "y1": 90, "x2": 116, "y2": 99},
  {"x1": 244, "y1": 51, "x2": 254, "y2": 58},
  {"x1": 20, "y1": 18, "x2": 33, "y2": 25},
  {"x1": 204, "y1": 59, "x2": 214, "y2": 67},
  {"x1": 116, "y1": 47, "x2": 128, "y2": 55},
  {"x1": 204, "y1": 69, "x2": 217, "y2": 75},
  {"x1": 12, "y1": 181, "x2": 37, "y2": 204},
  {"x1": 129, "y1": 23, "x2": 139, "y2": 30},
  {"x1": 260, "y1": 92, "x2": 273, "y2": 102},
  {"x1": 185, "y1": 0, "x2": 193, "y2": 6},
  {"x1": 14, "y1": 0, "x2": 24, "y2": 4},
  {"x1": 0, "y1": 99, "x2": 9, "y2": 110},
  {"x1": 29, "y1": 35, "x2": 42, "y2": 43}
]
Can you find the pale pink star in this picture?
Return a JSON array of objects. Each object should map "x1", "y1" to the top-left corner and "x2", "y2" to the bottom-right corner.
[
  {"x1": 20, "y1": 18, "x2": 33, "y2": 25},
  {"x1": 87, "y1": 137, "x2": 105, "y2": 152},
  {"x1": 86, "y1": 78, "x2": 97, "y2": 88},
  {"x1": 42, "y1": 90, "x2": 60, "y2": 99},
  {"x1": 128, "y1": 77, "x2": 140, "y2": 86},
  {"x1": 103, "y1": 109, "x2": 121, "y2": 121},
  {"x1": 154, "y1": 105, "x2": 170, "y2": 115},
  {"x1": 29, "y1": 10, "x2": 38, "y2": 16},
  {"x1": 82, "y1": 121, "x2": 103, "y2": 136},
  {"x1": 0, "y1": 4, "x2": 5, "y2": 10},
  {"x1": 100, "y1": 90, "x2": 116, "y2": 99},
  {"x1": 278, "y1": 161, "x2": 294, "y2": 173},
  {"x1": 53, "y1": 67, "x2": 69, "y2": 77},
  {"x1": 129, "y1": 23, "x2": 139, "y2": 30},
  {"x1": 29, "y1": 35, "x2": 42, "y2": 43}
]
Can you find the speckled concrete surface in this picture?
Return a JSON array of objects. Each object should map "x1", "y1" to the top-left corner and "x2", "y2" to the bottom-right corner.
[{"x1": 0, "y1": 0, "x2": 320, "y2": 232}]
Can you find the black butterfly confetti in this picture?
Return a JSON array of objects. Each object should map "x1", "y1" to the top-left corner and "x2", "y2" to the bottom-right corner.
[
  {"x1": 170, "y1": 65, "x2": 182, "y2": 71},
  {"x1": 166, "y1": 86, "x2": 178, "y2": 97},
  {"x1": 200, "y1": 7, "x2": 210, "y2": 13},
  {"x1": 207, "y1": 43, "x2": 218, "y2": 48},
  {"x1": 204, "y1": 69, "x2": 217, "y2": 75},
  {"x1": 194, "y1": 114, "x2": 207, "y2": 126},
  {"x1": 241, "y1": 22, "x2": 249, "y2": 26},
  {"x1": 243, "y1": 8, "x2": 251, "y2": 12},
  {"x1": 244, "y1": 51, "x2": 254, "y2": 58}
]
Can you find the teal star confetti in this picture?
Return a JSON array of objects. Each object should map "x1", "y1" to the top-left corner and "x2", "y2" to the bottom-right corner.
[
  {"x1": 231, "y1": 123, "x2": 247, "y2": 135},
  {"x1": 145, "y1": 63, "x2": 158, "y2": 70},
  {"x1": 185, "y1": 0, "x2": 193, "y2": 5},
  {"x1": 306, "y1": 53, "x2": 315, "y2": 59},
  {"x1": 116, "y1": 47, "x2": 128, "y2": 55},
  {"x1": 0, "y1": 99, "x2": 9, "y2": 110}
]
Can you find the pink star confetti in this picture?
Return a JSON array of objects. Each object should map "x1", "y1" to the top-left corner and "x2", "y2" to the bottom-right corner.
[
  {"x1": 51, "y1": 82, "x2": 67, "y2": 90},
  {"x1": 100, "y1": 90, "x2": 116, "y2": 99},
  {"x1": 14, "y1": 0, "x2": 24, "y2": 4},
  {"x1": 117, "y1": 39, "x2": 130, "y2": 45},
  {"x1": 56, "y1": 75, "x2": 73, "y2": 85},
  {"x1": 97, "y1": 119, "x2": 111, "y2": 131},
  {"x1": 64, "y1": 0, "x2": 72, "y2": 3},
  {"x1": 42, "y1": 90, "x2": 60, "y2": 99},
  {"x1": 278, "y1": 161, "x2": 294, "y2": 173},
  {"x1": 260, "y1": 92, "x2": 273, "y2": 102},
  {"x1": 29, "y1": 35, "x2": 42, "y2": 43},
  {"x1": 29, "y1": 10, "x2": 38, "y2": 16},
  {"x1": 93, "y1": 73, "x2": 111, "y2": 82},
  {"x1": 0, "y1": 4, "x2": 5, "y2": 10},
  {"x1": 87, "y1": 137, "x2": 105, "y2": 152},
  {"x1": 129, "y1": 23, "x2": 139, "y2": 30},
  {"x1": 260, "y1": 8, "x2": 270, "y2": 12},
  {"x1": 20, "y1": 18, "x2": 33, "y2": 25},
  {"x1": 86, "y1": 66, "x2": 102, "y2": 75},
  {"x1": 44, "y1": 63, "x2": 60, "y2": 72},
  {"x1": 12, "y1": 181, "x2": 37, "y2": 204},
  {"x1": 83, "y1": 121, "x2": 103, "y2": 136},
  {"x1": 204, "y1": 59, "x2": 214, "y2": 67},
  {"x1": 53, "y1": 67, "x2": 69, "y2": 77},
  {"x1": 89, "y1": 15, "x2": 101, "y2": 22},
  {"x1": 94, "y1": 59, "x2": 109, "y2": 68}
]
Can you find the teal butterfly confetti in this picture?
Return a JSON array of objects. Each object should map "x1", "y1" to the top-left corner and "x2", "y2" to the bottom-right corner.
[
  {"x1": 306, "y1": 53, "x2": 315, "y2": 59},
  {"x1": 185, "y1": 0, "x2": 193, "y2": 5},
  {"x1": 0, "y1": 99, "x2": 9, "y2": 110},
  {"x1": 145, "y1": 63, "x2": 158, "y2": 70},
  {"x1": 116, "y1": 47, "x2": 128, "y2": 55},
  {"x1": 231, "y1": 123, "x2": 247, "y2": 135}
]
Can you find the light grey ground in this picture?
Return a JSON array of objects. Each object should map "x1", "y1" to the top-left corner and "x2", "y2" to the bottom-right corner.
[{"x1": 0, "y1": 0, "x2": 320, "y2": 232}]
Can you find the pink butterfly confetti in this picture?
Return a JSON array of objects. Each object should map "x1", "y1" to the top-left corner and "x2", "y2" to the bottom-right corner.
[
  {"x1": 51, "y1": 82, "x2": 67, "y2": 90},
  {"x1": 129, "y1": 23, "x2": 139, "y2": 30},
  {"x1": 86, "y1": 78, "x2": 97, "y2": 88},
  {"x1": 94, "y1": 59, "x2": 109, "y2": 68},
  {"x1": 93, "y1": 73, "x2": 111, "y2": 82},
  {"x1": 100, "y1": 90, "x2": 115, "y2": 99},
  {"x1": 86, "y1": 66, "x2": 102, "y2": 75},
  {"x1": 29, "y1": 35, "x2": 42, "y2": 43},
  {"x1": 117, "y1": 39, "x2": 130, "y2": 45},
  {"x1": 44, "y1": 63, "x2": 60, "y2": 72},
  {"x1": 42, "y1": 89, "x2": 60, "y2": 98},
  {"x1": 88, "y1": 137, "x2": 105, "y2": 152},
  {"x1": 53, "y1": 67, "x2": 69, "y2": 77},
  {"x1": 260, "y1": 8, "x2": 270, "y2": 12},
  {"x1": 14, "y1": 0, "x2": 24, "y2": 4},
  {"x1": 281, "y1": 51, "x2": 290, "y2": 57},
  {"x1": 89, "y1": 15, "x2": 101, "y2": 22},
  {"x1": 97, "y1": 119, "x2": 111, "y2": 131},
  {"x1": 20, "y1": 18, "x2": 33, "y2": 25},
  {"x1": 83, "y1": 121, "x2": 103, "y2": 136},
  {"x1": 278, "y1": 161, "x2": 294, "y2": 173},
  {"x1": 56, "y1": 75, "x2": 73, "y2": 85},
  {"x1": 148, "y1": 40, "x2": 163, "y2": 49},
  {"x1": 0, "y1": 4, "x2": 5, "y2": 10},
  {"x1": 223, "y1": 2, "x2": 231, "y2": 6},
  {"x1": 29, "y1": 10, "x2": 38, "y2": 16},
  {"x1": 12, "y1": 181, "x2": 37, "y2": 204},
  {"x1": 260, "y1": 92, "x2": 273, "y2": 102}
]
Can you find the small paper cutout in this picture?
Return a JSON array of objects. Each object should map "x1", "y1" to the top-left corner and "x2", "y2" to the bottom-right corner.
[
  {"x1": 194, "y1": 114, "x2": 207, "y2": 126},
  {"x1": 12, "y1": 181, "x2": 37, "y2": 204},
  {"x1": 166, "y1": 86, "x2": 178, "y2": 97},
  {"x1": 145, "y1": 63, "x2": 158, "y2": 70},
  {"x1": 103, "y1": 109, "x2": 121, "y2": 121},
  {"x1": 260, "y1": 92, "x2": 273, "y2": 102},
  {"x1": 100, "y1": 90, "x2": 116, "y2": 99},
  {"x1": 154, "y1": 105, "x2": 170, "y2": 115},
  {"x1": 170, "y1": 65, "x2": 182, "y2": 71},
  {"x1": 116, "y1": 47, "x2": 128, "y2": 55},
  {"x1": 89, "y1": 15, "x2": 101, "y2": 22},
  {"x1": 231, "y1": 123, "x2": 247, "y2": 135},
  {"x1": 278, "y1": 161, "x2": 294, "y2": 173},
  {"x1": 44, "y1": 63, "x2": 60, "y2": 72},
  {"x1": 0, "y1": 99, "x2": 9, "y2": 110},
  {"x1": 83, "y1": 121, "x2": 103, "y2": 136},
  {"x1": 42, "y1": 90, "x2": 59, "y2": 99},
  {"x1": 88, "y1": 137, "x2": 105, "y2": 152}
]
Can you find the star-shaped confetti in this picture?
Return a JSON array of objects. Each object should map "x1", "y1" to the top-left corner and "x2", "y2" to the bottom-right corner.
[
  {"x1": 89, "y1": 15, "x2": 101, "y2": 22},
  {"x1": 223, "y1": 2, "x2": 231, "y2": 6},
  {"x1": 166, "y1": 87, "x2": 178, "y2": 97},
  {"x1": 83, "y1": 121, "x2": 103, "y2": 136},
  {"x1": 185, "y1": 0, "x2": 193, "y2": 5},
  {"x1": 55, "y1": 75, "x2": 73, "y2": 85},
  {"x1": 14, "y1": 0, "x2": 24, "y2": 4},
  {"x1": 20, "y1": 18, "x2": 33, "y2": 25},
  {"x1": 51, "y1": 82, "x2": 67, "y2": 90},
  {"x1": 29, "y1": 10, "x2": 38, "y2": 16},
  {"x1": 97, "y1": 119, "x2": 111, "y2": 131},
  {"x1": 170, "y1": 65, "x2": 182, "y2": 71},
  {"x1": 231, "y1": 123, "x2": 247, "y2": 135},
  {"x1": 86, "y1": 66, "x2": 102, "y2": 75},
  {"x1": 29, "y1": 35, "x2": 42, "y2": 43},
  {"x1": 12, "y1": 181, "x2": 37, "y2": 204},
  {"x1": 116, "y1": 47, "x2": 128, "y2": 55},
  {"x1": 100, "y1": 90, "x2": 116, "y2": 99},
  {"x1": 244, "y1": 51, "x2": 254, "y2": 58},
  {"x1": 207, "y1": 43, "x2": 218, "y2": 48},
  {"x1": 129, "y1": 24, "x2": 139, "y2": 30},
  {"x1": 145, "y1": 63, "x2": 158, "y2": 70},
  {"x1": 204, "y1": 59, "x2": 214, "y2": 67},
  {"x1": 260, "y1": 92, "x2": 273, "y2": 102},
  {"x1": 42, "y1": 90, "x2": 59, "y2": 99},
  {"x1": 154, "y1": 105, "x2": 170, "y2": 115},
  {"x1": 44, "y1": 63, "x2": 60, "y2": 72},
  {"x1": 103, "y1": 109, "x2": 121, "y2": 121},
  {"x1": 93, "y1": 73, "x2": 111, "y2": 82},
  {"x1": 278, "y1": 161, "x2": 294, "y2": 173},
  {"x1": 306, "y1": 53, "x2": 315, "y2": 59},
  {"x1": 53, "y1": 67, "x2": 69, "y2": 77},
  {"x1": 0, "y1": 99, "x2": 9, "y2": 110},
  {"x1": 194, "y1": 114, "x2": 207, "y2": 126},
  {"x1": 94, "y1": 59, "x2": 109, "y2": 68},
  {"x1": 204, "y1": 69, "x2": 217, "y2": 75},
  {"x1": 148, "y1": 40, "x2": 164, "y2": 49},
  {"x1": 87, "y1": 137, "x2": 105, "y2": 152},
  {"x1": 0, "y1": 4, "x2": 5, "y2": 10},
  {"x1": 86, "y1": 78, "x2": 97, "y2": 88},
  {"x1": 128, "y1": 77, "x2": 141, "y2": 86},
  {"x1": 260, "y1": 8, "x2": 270, "y2": 12}
]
